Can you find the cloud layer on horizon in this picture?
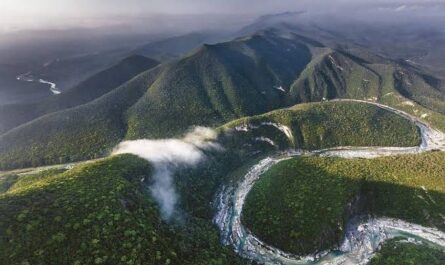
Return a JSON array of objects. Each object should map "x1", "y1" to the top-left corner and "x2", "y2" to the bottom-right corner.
[{"x1": 1, "y1": 0, "x2": 444, "y2": 32}]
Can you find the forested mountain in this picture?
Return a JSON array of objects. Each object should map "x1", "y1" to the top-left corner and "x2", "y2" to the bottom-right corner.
[{"x1": 0, "y1": 29, "x2": 443, "y2": 169}]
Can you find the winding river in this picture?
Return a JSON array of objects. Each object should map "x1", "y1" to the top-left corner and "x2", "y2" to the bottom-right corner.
[
  {"x1": 16, "y1": 72, "x2": 61, "y2": 95},
  {"x1": 213, "y1": 99, "x2": 445, "y2": 265}
]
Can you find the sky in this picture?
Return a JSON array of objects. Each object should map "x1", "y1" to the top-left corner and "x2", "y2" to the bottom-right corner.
[{"x1": 1, "y1": 0, "x2": 444, "y2": 32}]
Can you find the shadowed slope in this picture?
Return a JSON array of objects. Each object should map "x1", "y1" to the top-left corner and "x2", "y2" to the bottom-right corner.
[{"x1": 0, "y1": 55, "x2": 159, "y2": 134}]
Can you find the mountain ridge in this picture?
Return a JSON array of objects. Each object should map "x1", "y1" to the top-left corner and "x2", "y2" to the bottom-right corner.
[{"x1": 0, "y1": 29, "x2": 444, "y2": 169}]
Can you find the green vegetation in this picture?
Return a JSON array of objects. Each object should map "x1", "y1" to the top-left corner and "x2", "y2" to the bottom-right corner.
[
  {"x1": 0, "y1": 30, "x2": 443, "y2": 171},
  {"x1": 0, "y1": 24, "x2": 443, "y2": 265},
  {"x1": 0, "y1": 68, "x2": 161, "y2": 170},
  {"x1": 370, "y1": 238, "x2": 445, "y2": 265},
  {"x1": 0, "y1": 174, "x2": 18, "y2": 193},
  {"x1": 0, "y1": 31, "x2": 314, "y2": 170},
  {"x1": 0, "y1": 55, "x2": 158, "y2": 135},
  {"x1": 0, "y1": 154, "x2": 243, "y2": 265},
  {"x1": 393, "y1": 67, "x2": 445, "y2": 115},
  {"x1": 125, "y1": 32, "x2": 312, "y2": 139},
  {"x1": 243, "y1": 157, "x2": 359, "y2": 254},
  {"x1": 380, "y1": 90, "x2": 445, "y2": 133},
  {"x1": 222, "y1": 101, "x2": 421, "y2": 150},
  {"x1": 243, "y1": 151, "x2": 445, "y2": 255},
  {"x1": 289, "y1": 49, "x2": 445, "y2": 132},
  {"x1": 0, "y1": 98, "x2": 421, "y2": 170},
  {"x1": 289, "y1": 51, "x2": 382, "y2": 102}
]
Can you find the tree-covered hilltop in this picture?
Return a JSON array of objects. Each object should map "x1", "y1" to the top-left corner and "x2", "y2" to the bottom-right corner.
[
  {"x1": 0, "y1": 155, "x2": 243, "y2": 265},
  {"x1": 220, "y1": 101, "x2": 421, "y2": 151},
  {"x1": 125, "y1": 31, "x2": 313, "y2": 139},
  {"x1": 243, "y1": 151, "x2": 445, "y2": 255}
]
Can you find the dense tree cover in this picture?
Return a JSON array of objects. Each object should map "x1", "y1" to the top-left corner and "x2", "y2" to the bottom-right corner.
[
  {"x1": 289, "y1": 50, "x2": 382, "y2": 102},
  {"x1": 0, "y1": 155, "x2": 243, "y2": 265},
  {"x1": 370, "y1": 238, "x2": 445, "y2": 265},
  {"x1": 289, "y1": 46, "x2": 445, "y2": 133},
  {"x1": 2, "y1": 147, "x2": 443, "y2": 264},
  {"x1": 393, "y1": 67, "x2": 445, "y2": 115},
  {"x1": 0, "y1": 30, "x2": 443, "y2": 171},
  {"x1": 125, "y1": 32, "x2": 312, "y2": 139},
  {"x1": 290, "y1": 49, "x2": 445, "y2": 116},
  {"x1": 0, "y1": 27, "x2": 443, "y2": 265},
  {"x1": 0, "y1": 97, "x2": 420, "y2": 171},
  {"x1": 0, "y1": 31, "x2": 313, "y2": 170},
  {"x1": 243, "y1": 151, "x2": 445, "y2": 255},
  {"x1": 222, "y1": 101, "x2": 421, "y2": 151}
]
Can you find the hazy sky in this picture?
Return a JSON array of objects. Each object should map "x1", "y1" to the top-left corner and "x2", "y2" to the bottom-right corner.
[{"x1": 1, "y1": 0, "x2": 444, "y2": 32}]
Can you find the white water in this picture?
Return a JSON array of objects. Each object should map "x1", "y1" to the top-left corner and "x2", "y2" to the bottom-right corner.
[
  {"x1": 255, "y1": 137, "x2": 278, "y2": 148},
  {"x1": 235, "y1": 122, "x2": 296, "y2": 146},
  {"x1": 16, "y1": 72, "x2": 61, "y2": 95},
  {"x1": 214, "y1": 100, "x2": 445, "y2": 265},
  {"x1": 275, "y1": 86, "x2": 286, "y2": 92}
]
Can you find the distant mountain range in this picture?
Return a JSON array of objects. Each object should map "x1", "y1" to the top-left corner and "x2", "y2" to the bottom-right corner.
[
  {"x1": 0, "y1": 13, "x2": 444, "y2": 169},
  {"x1": 135, "y1": 31, "x2": 229, "y2": 62}
]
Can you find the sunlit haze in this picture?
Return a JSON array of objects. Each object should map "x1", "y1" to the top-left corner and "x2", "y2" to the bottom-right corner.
[{"x1": 1, "y1": 0, "x2": 445, "y2": 32}]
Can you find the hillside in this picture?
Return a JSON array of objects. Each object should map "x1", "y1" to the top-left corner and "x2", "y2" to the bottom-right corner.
[
  {"x1": 0, "y1": 105, "x2": 429, "y2": 265},
  {"x1": 287, "y1": 46, "x2": 445, "y2": 132},
  {"x1": 0, "y1": 55, "x2": 159, "y2": 134},
  {"x1": 0, "y1": 98, "x2": 420, "y2": 170},
  {"x1": 0, "y1": 67, "x2": 161, "y2": 169},
  {"x1": 243, "y1": 152, "x2": 445, "y2": 255},
  {"x1": 220, "y1": 101, "x2": 420, "y2": 151},
  {"x1": 2, "y1": 6, "x2": 445, "y2": 265},
  {"x1": 0, "y1": 31, "x2": 315, "y2": 169},
  {"x1": 125, "y1": 31, "x2": 313, "y2": 139},
  {"x1": 237, "y1": 13, "x2": 445, "y2": 127},
  {"x1": 288, "y1": 49, "x2": 445, "y2": 115},
  {"x1": 0, "y1": 29, "x2": 443, "y2": 170},
  {"x1": 0, "y1": 117, "x2": 435, "y2": 265},
  {"x1": 0, "y1": 155, "x2": 243, "y2": 265}
]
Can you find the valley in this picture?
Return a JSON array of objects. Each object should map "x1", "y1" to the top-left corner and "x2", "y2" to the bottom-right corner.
[
  {"x1": 217, "y1": 153, "x2": 445, "y2": 265},
  {"x1": 2, "y1": 30, "x2": 445, "y2": 170},
  {"x1": 16, "y1": 72, "x2": 61, "y2": 95},
  {"x1": 1, "y1": 6, "x2": 445, "y2": 265},
  {"x1": 2, "y1": 98, "x2": 444, "y2": 265},
  {"x1": 215, "y1": 100, "x2": 445, "y2": 264}
]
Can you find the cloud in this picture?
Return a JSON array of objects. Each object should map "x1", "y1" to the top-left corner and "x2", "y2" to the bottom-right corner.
[
  {"x1": 395, "y1": 5, "x2": 407, "y2": 12},
  {"x1": 112, "y1": 127, "x2": 221, "y2": 220}
]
